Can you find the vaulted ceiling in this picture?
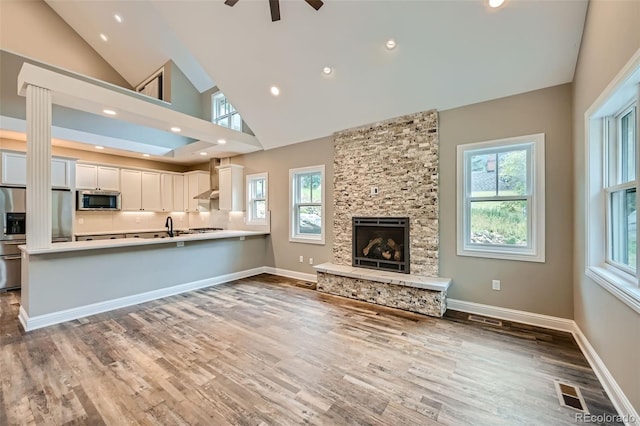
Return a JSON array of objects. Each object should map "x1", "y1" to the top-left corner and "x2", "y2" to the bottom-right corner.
[{"x1": 45, "y1": 0, "x2": 588, "y2": 150}]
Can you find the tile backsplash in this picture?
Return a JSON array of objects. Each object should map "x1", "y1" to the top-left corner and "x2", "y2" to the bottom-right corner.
[{"x1": 75, "y1": 210, "x2": 271, "y2": 235}]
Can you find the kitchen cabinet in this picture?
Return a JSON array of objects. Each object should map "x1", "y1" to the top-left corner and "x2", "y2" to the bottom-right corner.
[
  {"x1": 218, "y1": 164, "x2": 244, "y2": 211},
  {"x1": 1, "y1": 151, "x2": 73, "y2": 189},
  {"x1": 76, "y1": 164, "x2": 119, "y2": 190},
  {"x1": 172, "y1": 174, "x2": 184, "y2": 212},
  {"x1": 160, "y1": 173, "x2": 173, "y2": 212},
  {"x1": 121, "y1": 169, "x2": 162, "y2": 211},
  {"x1": 185, "y1": 171, "x2": 209, "y2": 212}
]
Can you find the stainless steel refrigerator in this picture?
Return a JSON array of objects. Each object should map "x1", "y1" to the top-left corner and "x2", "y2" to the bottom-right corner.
[{"x1": 0, "y1": 187, "x2": 72, "y2": 291}]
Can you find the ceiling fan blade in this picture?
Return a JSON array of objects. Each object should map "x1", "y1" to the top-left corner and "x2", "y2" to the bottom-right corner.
[
  {"x1": 224, "y1": 0, "x2": 239, "y2": 6},
  {"x1": 269, "y1": 0, "x2": 281, "y2": 21},
  {"x1": 304, "y1": 0, "x2": 323, "y2": 11}
]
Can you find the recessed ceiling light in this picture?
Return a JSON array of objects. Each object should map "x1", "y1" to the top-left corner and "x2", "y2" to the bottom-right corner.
[
  {"x1": 170, "y1": 126, "x2": 181, "y2": 133},
  {"x1": 102, "y1": 109, "x2": 116, "y2": 115},
  {"x1": 270, "y1": 86, "x2": 280, "y2": 96},
  {"x1": 385, "y1": 39, "x2": 397, "y2": 50},
  {"x1": 114, "y1": 14, "x2": 123, "y2": 23},
  {"x1": 199, "y1": 152, "x2": 208, "y2": 156},
  {"x1": 142, "y1": 153, "x2": 150, "y2": 157},
  {"x1": 99, "y1": 33, "x2": 108, "y2": 42},
  {"x1": 489, "y1": 0, "x2": 505, "y2": 7},
  {"x1": 322, "y1": 66, "x2": 333, "y2": 75},
  {"x1": 217, "y1": 139, "x2": 227, "y2": 145},
  {"x1": 95, "y1": 146, "x2": 105, "y2": 150}
]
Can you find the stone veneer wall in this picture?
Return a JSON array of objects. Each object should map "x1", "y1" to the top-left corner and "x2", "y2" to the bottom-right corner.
[{"x1": 333, "y1": 110, "x2": 439, "y2": 276}]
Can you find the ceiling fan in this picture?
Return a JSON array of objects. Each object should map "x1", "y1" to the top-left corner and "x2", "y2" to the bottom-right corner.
[{"x1": 224, "y1": 0, "x2": 324, "y2": 22}]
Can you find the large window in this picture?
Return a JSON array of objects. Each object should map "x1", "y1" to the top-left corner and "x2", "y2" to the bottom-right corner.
[
  {"x1": 457, "y1": 134, "x2": 545, "y2": 262},
  {"x1": 606, "y1": 105, "x2": 637, "y2": 273},
  {"x1": 246, "y1": 172, "x2": 268, "y2": 225},
  {"x1": 212, "y1": 92, "x2": 242, "y2": 131},
  {"x1": 289, "y1": 165, "x2": 325, "y2": 244},
  {"x1": 585, "y1": 50, "x2": 640, "y2": 313}
]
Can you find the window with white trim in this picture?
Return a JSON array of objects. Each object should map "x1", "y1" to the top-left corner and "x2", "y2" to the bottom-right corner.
[
  {"x1": 457, "y1": 134, "x2": 545, "y2": 262},
  {"x1": 606, "y1": 104, "x2": 637, "y2": 273},
  {"x1": 289, "y1": 165, "x2": 325, "y2": 244},
  {"x1": 585, "y1": 50, "x2": 640, "y2": 313},
  {"x1": 246, "y1": 172, "x2": 268, "y2": 225},
  {"x1": 212, "y1": 92, "x2": 242, "y2": 131}
]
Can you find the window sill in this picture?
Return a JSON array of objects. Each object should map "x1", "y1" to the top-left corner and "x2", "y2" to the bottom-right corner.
[
  {"x1": 290, "y1": 236, "x2": 325, "y2": 245},
  {"x1": 457, "y1": 247, "x2": 544, "y2": 263},
  {"x1": 586, "y1": 266, "x2": 640, "y2": 314}
]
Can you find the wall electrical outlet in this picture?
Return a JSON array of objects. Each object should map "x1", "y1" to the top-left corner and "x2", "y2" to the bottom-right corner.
[
  {"x1": 492, "y1": 280, "x2": 501, "y2": 291},
  {"x1": 176, "y1": 241, "x2": 184, "y2": 248},
  {"x1": 135, "y1": 217, "x2": 141, "y2": 224},
  {"x1": 78, "y1": 218, "x2": 84, "y2": 225},
  {"x1": 309, "y1": 258, "x2": 313, "y2": 265},
  {"x1": 370, "y1": 186, "x2": 379, "y2": 195},
  {"x1": 299, "y1": 255, "x2": 304, "y2": 263}
]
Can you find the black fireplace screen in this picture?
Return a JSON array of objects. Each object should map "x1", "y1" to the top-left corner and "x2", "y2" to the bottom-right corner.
[{"x1": 352, "y1": 217, "x2": 410, "y2": 273}]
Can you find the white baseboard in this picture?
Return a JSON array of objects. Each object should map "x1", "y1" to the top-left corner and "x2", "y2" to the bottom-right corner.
[
  {"x1": 447, "y1": 298, "x2": 638, "y2": 425},
  {"x1": 447, "y1": 298, "x2": 575, "y2": 332},
  {"x1": 263, "y1": 266, "x2": 317, "y2": 283},
  {"x1": 19, "y1": 266, "x2": 266, "y2": 331},
  {"x1": 572, "y1": 325, "x2": 640, "y2": 426}
]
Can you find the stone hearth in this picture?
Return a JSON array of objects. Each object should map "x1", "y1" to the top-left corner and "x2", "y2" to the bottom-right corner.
[{"x1": 314, "y1": 263, "x2": 451, "y2": 318}]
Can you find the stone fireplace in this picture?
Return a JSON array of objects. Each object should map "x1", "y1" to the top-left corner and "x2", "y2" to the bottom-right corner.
[
  {"x1": 314, "y1": 109, "x2": 451, "y2": 318},
  {"x1": 352, "y1": 217, "x2": 409, "y2": 273}
]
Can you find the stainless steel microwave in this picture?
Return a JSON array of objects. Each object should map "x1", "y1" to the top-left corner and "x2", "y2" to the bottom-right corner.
[{"x1": 77, "y1": 190, "x2": 121, "y2": 211}]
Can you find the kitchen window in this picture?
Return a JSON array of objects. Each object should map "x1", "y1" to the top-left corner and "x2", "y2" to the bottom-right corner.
[
  {"x1": 290, "y1": 165, "x2": 325, "y2": 244},
  {"x1": 457, "y1": 134, "x2": 545, "y2": 262},
  {"x1": 212, "y1": 92, "x2": 242, "y2": 131},
  {"x1": 585, "y1": 50, "x2": 640, "y2": 314},
  {"x1": 246, "y1": 172, "x2": 268, "y2": 225}
]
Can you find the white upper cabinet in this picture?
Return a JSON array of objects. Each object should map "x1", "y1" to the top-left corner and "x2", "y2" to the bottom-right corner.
[
  {"x1": 76, "y1": 164, "x2": 119, "y2": 190},
  {"x1": 185, "y1": 171, "x2": 209, "y2": 212},
  {"x1": 160, "y1": 173, "x2": 173, "y2": 212},
  {"x1": 141, "y1": 171, "x2": 161, "y2": 212},
  {"x1": 218, "y1": 164, "x2": 244, "y2": 211},
  {"x1": 1, "y1": 151, "x2": 73, "y2": 189},
  {"x1": 121, "y1": 169, "x2": 162, "y2": 211},
  {"x1": 173, "y1": 174, "x2": 184, "y2": 212},
  {"x1": 120, "y1": 169, "x2": 142, "y2": 210}
]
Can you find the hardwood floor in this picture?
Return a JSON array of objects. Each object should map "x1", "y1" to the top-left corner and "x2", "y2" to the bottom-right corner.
[{"x1": 0, "y1": 274, "x2": 622, "y2": 425}]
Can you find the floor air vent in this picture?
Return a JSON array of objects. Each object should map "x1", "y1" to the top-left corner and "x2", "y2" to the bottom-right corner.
[
  {"x1": 554, "y1": 381, "x2": 589, "y2": 413},
  {"x1": 467, "y1": 315, "x2": 503, "y2": 327}
]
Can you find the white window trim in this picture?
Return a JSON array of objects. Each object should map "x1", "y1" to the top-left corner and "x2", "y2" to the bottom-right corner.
[
  {"x1": 456, "y1": 133, "x2": 545, "y2": 263},
  {"x1": 245, "y1": 172, "x2": 268, "y2": 225},
  {"x1": 585, "y1": 47, "x2": 640, "y2": 314},
  {"x1": 289, "y1": 164, "x2": 325, "y2": 245},
  {"x1": 211, "y1": 92, "x2": 241, "y2": 131}
]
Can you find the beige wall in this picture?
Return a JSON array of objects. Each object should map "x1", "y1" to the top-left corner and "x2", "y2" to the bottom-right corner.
[
  {"x1": 0, "y1": 0, "x2": 129, "y2": 88},
  {"x1": 439, "y1": 84, "x2": 574, "y2": 318},
  {"x1": 233, "y1": 136, "x2": 334, "y2": 273},
  {"x1": 572, "y1": 0, "x2": 640, "y2": 412}
]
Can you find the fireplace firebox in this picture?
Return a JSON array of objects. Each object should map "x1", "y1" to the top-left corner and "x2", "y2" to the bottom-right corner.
[{"x1": 352, "y1": 217, "x2": 409, "y2": 273}]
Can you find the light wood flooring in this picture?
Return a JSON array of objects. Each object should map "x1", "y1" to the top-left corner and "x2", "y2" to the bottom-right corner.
[{"x1": 0, "y1": 274, "x2": 622, "y2": 425}]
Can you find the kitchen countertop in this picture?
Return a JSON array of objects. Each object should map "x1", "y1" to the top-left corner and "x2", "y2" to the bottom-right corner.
[{"x1": 21, "y1": 230, "x2": 269, "y2": 255}]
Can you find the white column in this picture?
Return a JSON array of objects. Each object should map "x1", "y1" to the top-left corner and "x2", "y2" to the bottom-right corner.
[{"x1": 25, "y1": 85, "x2": 52, "y2": 249}]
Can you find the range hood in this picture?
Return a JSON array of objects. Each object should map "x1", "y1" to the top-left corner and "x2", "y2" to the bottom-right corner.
[{"x1": 193, "y1": 158, "x2": 220, "y2": 200}]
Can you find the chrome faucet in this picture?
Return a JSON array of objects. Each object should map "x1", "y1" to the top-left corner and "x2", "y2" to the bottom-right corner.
[{"x1": 165, "y1": 216, "x2": 174, "y2": 237}]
